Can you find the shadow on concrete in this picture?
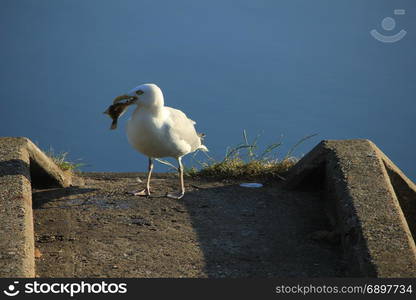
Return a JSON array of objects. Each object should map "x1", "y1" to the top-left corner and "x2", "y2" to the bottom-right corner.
[
  {"x1": 294, "y1": 162, "x2": 379, "y2": 277},
  {"x1": 282, "y1": 139, "x2": 416, "y2": 277},
  {"x1": 0, "y1": 159, "x2": 31, "y2": 181},
  {"x1": 0, "y1": 158, "x2": 66, "y2": 188},
  {"x1": 181, "y1": 183, "x2": 343, "y2": 277},
  {"x1": 384, "y1": 163, "x2": 416, "y2": 241},
  {"x1": 32, "y1": 187, "x2": 98, "y2": 209}
]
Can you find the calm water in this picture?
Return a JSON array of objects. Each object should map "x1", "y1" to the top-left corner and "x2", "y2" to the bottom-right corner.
[{"x1": 1, "y1": 0, "x2": 415, "y2": 180}]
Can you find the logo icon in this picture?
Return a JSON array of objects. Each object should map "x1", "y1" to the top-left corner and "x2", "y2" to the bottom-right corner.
[
  {"x1": 3, "y1": 281, "x2": 20, "y2": 297},
  {"x1": 370, "y1": 9, "x2": 407, "y2": 43}
]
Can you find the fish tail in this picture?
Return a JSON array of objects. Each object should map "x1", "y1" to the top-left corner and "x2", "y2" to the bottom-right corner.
[{"x1": 198, "y1": 145, "x2": 209, "y2": 152}]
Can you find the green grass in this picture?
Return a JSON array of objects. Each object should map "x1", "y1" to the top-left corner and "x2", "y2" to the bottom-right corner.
[
  {"x1": 45, "y1": 149, "x2": 84, "y2": 172},
  {"x1": 186, "y1": 130, "x2": 316, "y2": 180}
]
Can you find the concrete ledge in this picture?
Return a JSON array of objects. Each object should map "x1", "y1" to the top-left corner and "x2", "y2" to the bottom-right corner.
[
  {"x1": 285, "y1": 139, "x2": 416, "y2": 277},
  {"x1": 0, "y1": 137, "x2": 71, "y2": 278}
]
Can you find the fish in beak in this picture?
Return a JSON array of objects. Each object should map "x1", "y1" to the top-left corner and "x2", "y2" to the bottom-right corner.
[{"x1": 103, "y1": 95, "x2": 137, "y2": 130}]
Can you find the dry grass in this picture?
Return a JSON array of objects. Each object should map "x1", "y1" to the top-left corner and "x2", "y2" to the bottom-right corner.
[
  {"x1": 45, "y1": 149, "x2": 84, "y2": 172},
  {"x1": 188, "y1": 157, "x2": 297, "y2": 180},
  {"x1": 186, "y1": 130, "x2": 316, "y2": 180}
]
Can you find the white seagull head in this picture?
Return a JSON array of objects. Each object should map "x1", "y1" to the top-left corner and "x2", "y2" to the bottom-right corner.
[
  {"x1": 112, "y1": 83, "x2": 164, "y2": 109},
  {"x1": 127, "y1": 83, "x2": 164, "y2": 109}
]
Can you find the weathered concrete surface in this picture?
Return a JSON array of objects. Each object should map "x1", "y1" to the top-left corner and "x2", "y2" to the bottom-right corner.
[
  {"x1": 0, "y1": 137, "x2": 71, "y2": 277},
  {"x1": 285, "y1": 139, "x2": 416, "y2": 277},
  {"x1": 34, "y1": 173, "x2": 343, "y2": 277},
  {"x1": 2, "y1": 137, "x2": 416, "y2": 278}
]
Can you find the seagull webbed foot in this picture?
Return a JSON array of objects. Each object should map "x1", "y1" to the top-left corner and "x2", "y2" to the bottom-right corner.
[{"x1": 129, "y1": 188, "x2": 150, "y2": 197}]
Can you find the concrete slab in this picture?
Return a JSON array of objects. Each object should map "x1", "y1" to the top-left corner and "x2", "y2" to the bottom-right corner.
[
  {"x1": 33, "y1": 174, "x2": 343, "y2": 277},
  {"x1": 285, "y1": 139, "x2": 416, "y2": 277},
  {"x1": 0, "y1": 137, "x2": 71, "y2": 277}
]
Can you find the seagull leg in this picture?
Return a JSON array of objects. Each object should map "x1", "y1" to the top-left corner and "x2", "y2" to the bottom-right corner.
[
  {"x1": 167, "y1": 157, "x2": 185, "y2": 199},
  {"x1": 130, "y1": 157, "x2": 153, "y2": 196}
]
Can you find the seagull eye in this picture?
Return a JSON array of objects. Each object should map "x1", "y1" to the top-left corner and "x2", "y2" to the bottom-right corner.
[{"x1": 136, "y1": 90, "x2": 144, "y2": 95}]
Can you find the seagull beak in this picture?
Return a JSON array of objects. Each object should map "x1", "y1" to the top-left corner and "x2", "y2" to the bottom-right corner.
[{"x1": 113, "y1": 94, "x2": 138, "y2": 104}]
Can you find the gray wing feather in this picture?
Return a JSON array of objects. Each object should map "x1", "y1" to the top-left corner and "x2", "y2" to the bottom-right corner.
[{"x1": 165, "y1": 107, "x2": 202, "y2": 152}]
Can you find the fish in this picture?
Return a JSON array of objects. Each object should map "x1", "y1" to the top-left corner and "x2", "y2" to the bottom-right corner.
[{"x1": 103, "y1": 99, "x2": 135, "y2": 130}]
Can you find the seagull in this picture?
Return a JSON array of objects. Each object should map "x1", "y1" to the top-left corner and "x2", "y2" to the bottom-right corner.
[{"x1": 112, "y1": 83, "x2": 208, "y2": 199}]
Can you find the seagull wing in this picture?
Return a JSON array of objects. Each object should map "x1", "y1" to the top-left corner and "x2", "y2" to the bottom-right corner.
[{"x1": 164, "y1": 107, "x2": 202, "y2": 154}]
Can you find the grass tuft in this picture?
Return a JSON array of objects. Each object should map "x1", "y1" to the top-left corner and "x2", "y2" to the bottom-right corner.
[
  {"x1": 189, "y1": 157, "x2": 297, "y2": 180},
  {"x1": 46, "y1": 148, "x2": 84, "y2": 172},
  {"x1": 186, "y1": 131, "x2": 316, "y2": 180}
]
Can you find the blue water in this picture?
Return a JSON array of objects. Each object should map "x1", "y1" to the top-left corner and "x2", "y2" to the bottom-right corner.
[{"x1": 1, "y1": 0, "x2": 415, "y2": 180}]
